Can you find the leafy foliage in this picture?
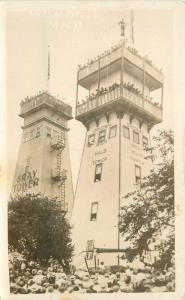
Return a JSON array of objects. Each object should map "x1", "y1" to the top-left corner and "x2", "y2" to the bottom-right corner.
[
  {"x1": 8, "y1": 194, "x2": 73, "y2": 272},
  {"x1": 120, "y1": 130, "x2": 174, "y2": 268}
]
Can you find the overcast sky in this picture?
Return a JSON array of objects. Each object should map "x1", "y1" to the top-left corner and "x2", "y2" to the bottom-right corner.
[{"x1": 5, "y1": 3, "x2": 173, "y2": 194}]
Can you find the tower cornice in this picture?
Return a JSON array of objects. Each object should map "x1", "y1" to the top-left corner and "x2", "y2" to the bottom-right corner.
[{"x1": 21, "y1": 116, "x2": 70, "y2": 131}]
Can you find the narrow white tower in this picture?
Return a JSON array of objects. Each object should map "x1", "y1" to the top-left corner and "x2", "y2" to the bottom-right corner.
[
  {"x1": 11, "y1": 91, "x2": 74, "y2": 219},
  {"x1": 72, "y1": 21, "x2": 163, "y2": 266}
]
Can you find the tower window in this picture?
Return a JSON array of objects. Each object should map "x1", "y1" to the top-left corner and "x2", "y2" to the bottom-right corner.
[
  {"x1": 123, "y1": 126, "x2": 130, "y2": 139},
  {"x1": 46, "y1": 127, "x2": 52, "y2": 137},
  {"x1": 98, "y1": 130, "x2": 106, "y2": 144},
  {"x1": 94, "y1": 163, "x2": 103, "y2": 182},
  {"x1": 24, "y1": 132, "x2": 29, "y2": 142},
  {"x1": 142, "y1": 136, "x2": 148, "y2": 147},
  {"x1": 86, "y1": 240, "x2": 94, "y2": 259},
  {"x1": 30, "y1": 130, "x2": 33, "y2": 139},
  {"x1": 90, "y1": 202, "x2": 98, "y2": 221},
  {"x1": 88, "y1": 134, "x2": 95, "y2": 146},
  {"x1": 32, "y1": 129, "x2": 36, "y2": 139},
  {"x1": 135, "y1": 165, "x2": 141, "y2": 185},
  {"x1": 133, "y1": 131, "x2": 140, "y2": 144},
  {"x1": 109, "y1": 125, "x2": 117, "y2": 138},
  {"x1": 36, "y1": 127, "x2": 41, "y2": 138}
]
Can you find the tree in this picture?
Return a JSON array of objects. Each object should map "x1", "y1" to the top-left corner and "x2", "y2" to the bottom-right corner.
[
  {"x1": 8, "y1": 194, "x2": 73, "y2": 273},
  {"x1": 119, "y1": 130, "x2": 174, "y2": 269}
]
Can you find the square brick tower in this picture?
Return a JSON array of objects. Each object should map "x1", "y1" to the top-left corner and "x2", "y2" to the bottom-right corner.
[{"x1": 11, "y1": 91, "x2": 74, "y2": 219}]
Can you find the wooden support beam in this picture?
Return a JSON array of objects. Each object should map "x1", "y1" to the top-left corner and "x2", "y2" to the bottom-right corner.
[
  {"x1": 139, "y1": 119, "x2": 145, "y2": 129},
  {"x1": 105, "y1": 112, "x2": 110, "y2": 123},
  {"x1": 116, "y1": 108, "x2": 124, "y2": 119},
  {"x1": 130, "y1": 114, "x2": 135, "y2": 124},
  {"x1": 94, "y1": 117, "x2": 99, "y2": 127},
  {"x1": 75, "y1": 70, "x2": 79, "y2": 117},
  {"x1": 147, "y1": 123, "x2": 153, "y2": 132},
  {"x1": 84, "y1": 120, "x2": 90, "y2": 130},
  {"x1": 142, "y1": 58, "x2": 145, "y2": 107}
]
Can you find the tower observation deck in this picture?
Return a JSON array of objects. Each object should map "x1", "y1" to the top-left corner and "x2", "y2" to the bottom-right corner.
[{"x1": 76, "y1": 42, "x2": 163, "y2": 128}]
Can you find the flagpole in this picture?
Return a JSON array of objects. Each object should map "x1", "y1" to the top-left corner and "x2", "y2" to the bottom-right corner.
[
  {"x1": 47, "y1": 45, "x2": 50, "y2": 92},
  {"x1": 130, "y1": 10, "x2": 134, "y2": 47}
]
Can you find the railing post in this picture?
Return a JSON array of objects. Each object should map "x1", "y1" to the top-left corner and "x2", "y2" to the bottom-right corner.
[
  {"x1": 98, "y1": 57, "x2": 100, "y2": 90},
  {"x1": 75, "y1": 69, "x2": 79, "y2": 117},
  {"x1": 161, "y1": 85, "x2": 164, "y2": 110},
  {"x1": 142, "y1": 58, "x2": 145, "y2": 108},
  {"x1": 120, "y1": 40, "x2": 125, "y2": 97}
]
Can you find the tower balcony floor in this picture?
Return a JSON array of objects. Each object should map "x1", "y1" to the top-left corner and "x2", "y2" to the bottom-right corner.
[
  {"x1": 51, "y1": 168, "x2": 67, "y2": 182},
  {"x1": 76, "y1": 85, "x2": 162, "y2": 126}
]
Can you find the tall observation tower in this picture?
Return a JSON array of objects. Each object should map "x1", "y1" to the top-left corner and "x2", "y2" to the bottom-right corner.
[
  {"x1": 71, "y1": 19, "x2": 163, "y2": 266},
  {"x1": 11, "y1": 91, "x2": 74, "y2": 219}
]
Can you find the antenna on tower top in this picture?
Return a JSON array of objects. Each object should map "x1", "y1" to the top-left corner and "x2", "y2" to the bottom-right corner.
[{"x1": 47, "y1": 45, "x2": 50, "y2": 91}]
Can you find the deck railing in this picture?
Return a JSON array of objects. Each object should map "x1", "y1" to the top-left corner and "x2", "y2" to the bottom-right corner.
[
  {"x1": 20, "y1": 94, "x2": 72, "y2": 117},
  {"x1": 76, "y1": 85, "x2": 162, "y2": 120},
  {"x1": 78, "y1": 46, "x2": 163, "y2": 84}
]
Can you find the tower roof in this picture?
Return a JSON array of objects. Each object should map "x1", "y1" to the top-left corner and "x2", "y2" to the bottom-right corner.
[{"x1": 19, "y1": 91, "x2": 72, "y2": 120}]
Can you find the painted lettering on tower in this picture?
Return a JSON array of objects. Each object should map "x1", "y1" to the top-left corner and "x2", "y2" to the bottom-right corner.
[{"x1": 13, "y1": 166, "x2": 39, "y2": 193}]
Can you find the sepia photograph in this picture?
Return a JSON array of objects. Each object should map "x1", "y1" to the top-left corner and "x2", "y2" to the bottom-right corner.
[{"x1": 1, "y1": 1, "x2": 185, "y2": 298}]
